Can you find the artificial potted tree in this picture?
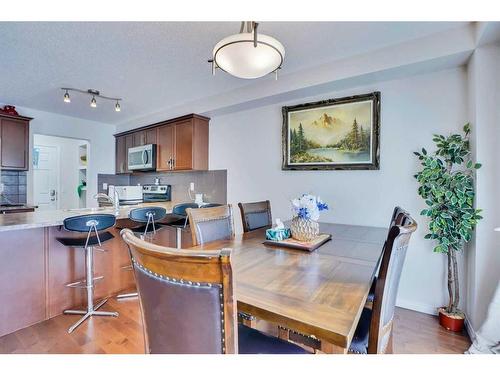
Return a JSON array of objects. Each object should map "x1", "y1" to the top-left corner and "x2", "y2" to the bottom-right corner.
[{"x1": 414, "y1": 124, "x2": 482, "y2": 331}]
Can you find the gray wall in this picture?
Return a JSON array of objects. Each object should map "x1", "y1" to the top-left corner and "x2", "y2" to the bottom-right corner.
[{"x1": 97, "y1": 169, "x2": 227, "y2": 205}]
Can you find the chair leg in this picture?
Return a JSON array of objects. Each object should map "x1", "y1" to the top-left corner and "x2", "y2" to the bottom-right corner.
[{"x1": 64, "y1": 246, "x2": 118, "y2": 333}]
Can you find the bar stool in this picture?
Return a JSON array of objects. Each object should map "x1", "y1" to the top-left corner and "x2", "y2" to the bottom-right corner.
[
  {"x1": 117, "y1": 206, "x2": 167, "y2": 299},
  {"x1": 56, "y1": 214, "x2": 119, "y2": 333}
]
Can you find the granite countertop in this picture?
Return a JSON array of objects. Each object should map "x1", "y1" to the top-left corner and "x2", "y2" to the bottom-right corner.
[{"x1": 0, "y1": 201, "x2": 176, "y2": 232}]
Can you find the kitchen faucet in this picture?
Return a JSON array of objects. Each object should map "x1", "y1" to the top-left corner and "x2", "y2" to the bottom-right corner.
[{"x1": 94, "y1": 190, "x2": 120, "y2": 212}]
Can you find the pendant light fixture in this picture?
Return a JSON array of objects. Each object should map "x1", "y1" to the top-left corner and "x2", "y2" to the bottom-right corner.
[
  {"x1": 61, "y1": 88, "x2": 122, "y2": 112},
  {"x1": 209, "y1": 21, "x2": 285, "y2": 79}
]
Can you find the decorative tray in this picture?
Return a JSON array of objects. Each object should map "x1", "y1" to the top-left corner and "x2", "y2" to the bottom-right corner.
[{"x1": 263, "y1": 233, "x2": 332, "y2": 252}]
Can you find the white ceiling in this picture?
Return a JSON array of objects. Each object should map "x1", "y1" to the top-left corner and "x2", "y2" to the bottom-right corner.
[{"x1": 0, "y1": 22, "x2": 468, "y2": 125}]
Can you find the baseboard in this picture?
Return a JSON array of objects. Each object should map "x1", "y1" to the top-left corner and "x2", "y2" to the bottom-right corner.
[
  {"x1": 396, "y1": 299, "x2": 439, "y2": 316},
  {"x1": 464, "y1": 317, "x2": 476, "y2": 342}
]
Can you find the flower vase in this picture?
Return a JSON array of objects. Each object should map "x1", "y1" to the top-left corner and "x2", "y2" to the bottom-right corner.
[{"x1": 290, "y1": 217, "x2": 319, "y2": 242}]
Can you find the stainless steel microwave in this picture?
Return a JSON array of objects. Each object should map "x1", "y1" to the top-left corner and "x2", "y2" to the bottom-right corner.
[{"x1": 128, "y1": 144, "x2": 156, "y2": 171}]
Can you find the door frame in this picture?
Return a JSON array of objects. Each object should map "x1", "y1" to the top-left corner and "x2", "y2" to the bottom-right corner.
[{"x1": 32, "y1": 143, "x2": 61, "y2": 210}]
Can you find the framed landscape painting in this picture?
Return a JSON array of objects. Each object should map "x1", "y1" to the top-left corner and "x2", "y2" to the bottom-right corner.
[{"x1": 282, "y1": 92, "x2": 380, "y2": 170}]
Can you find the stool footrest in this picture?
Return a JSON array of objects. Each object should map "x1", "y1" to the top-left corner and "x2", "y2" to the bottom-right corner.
[
  {"x1": 120, "y1": 264, "x2": 133, "y2": 271},
  {"x1": 65, "y1": 276, "x2": 104, "y2": 288}
]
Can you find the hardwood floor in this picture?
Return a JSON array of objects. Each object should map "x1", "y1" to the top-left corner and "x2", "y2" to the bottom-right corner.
[{"x1": 0, "y1": 298, "x2": 470, "y2": 354}]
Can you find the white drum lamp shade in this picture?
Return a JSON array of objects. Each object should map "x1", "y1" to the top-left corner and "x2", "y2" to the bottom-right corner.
[{"x1": 212, "y1": 32, "x2": 285, "y2": 79}]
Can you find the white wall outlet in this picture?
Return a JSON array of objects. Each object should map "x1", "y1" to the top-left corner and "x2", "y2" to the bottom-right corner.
[
  {"x1": 189, "y1": 182, "x2": 195, "y2": 191},
  {"x1": 103, "y1": 183, "x2": 108, "y2": 191}
]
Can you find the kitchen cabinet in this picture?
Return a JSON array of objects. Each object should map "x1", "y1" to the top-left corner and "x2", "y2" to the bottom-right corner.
[
  {"x1": 156, "y1": 117, "x2": 208, "y2": 171},
  {"x1": 114, "y1": 114, "x2": 209, "y2": 174},
  {"x1": 0, "y1": 114, "x2": 31, "y2": 171},
  {"x1": 115, "y1": 135, "x2": 127, "y2": 174}
]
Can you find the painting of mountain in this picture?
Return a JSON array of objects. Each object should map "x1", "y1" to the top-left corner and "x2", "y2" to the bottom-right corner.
[{"x1": 282, "y1": 92, "x2": 380, "y2": 170}]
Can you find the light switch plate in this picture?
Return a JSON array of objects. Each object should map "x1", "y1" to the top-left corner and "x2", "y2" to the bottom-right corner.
[
  {"x1": 103, "y1": 183, "x2": 108, "y2": 191},
  {"x1": 190, "y1": 182, "x2": 195, "y2": 191}
]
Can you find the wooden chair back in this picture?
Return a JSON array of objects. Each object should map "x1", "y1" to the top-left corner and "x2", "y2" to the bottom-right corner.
[
  {"x1": 368, "y1": 212, "x2": 417, "y2": 354},
  {"x1": 186, "y1": 204, "x2": 234, "y2": 246},
  {"x1": 120, "y1": 228, "x2": 236, "y2": 354},
  {"x1": 238, "y1": 200, "x2": 272, "y2": 233},
  {"x1": 389, "y1": 206, "x2": 407, "y2": 228}
]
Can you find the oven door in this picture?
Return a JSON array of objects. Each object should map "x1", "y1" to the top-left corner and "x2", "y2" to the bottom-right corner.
[{"x1": 128, "y1": 145, "x2": 156, "y2": 171}]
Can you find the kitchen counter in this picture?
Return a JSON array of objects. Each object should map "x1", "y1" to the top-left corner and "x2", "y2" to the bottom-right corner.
[
  {"x1": 0, "y1": 201, "x2": 175, "y2": 232},
  {"x1": 0, "y1": 199, "x2": 196, "y2": 337}
]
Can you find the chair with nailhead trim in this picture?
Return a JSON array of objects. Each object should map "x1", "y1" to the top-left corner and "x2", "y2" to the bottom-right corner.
[
  {"x1": 186, "y1": 204, "x2": 235, "y2": 246},
  {"x1": 121, "y1": 228, "x2": 308, "y2": 354},
  {"x1": 238, "y1": 200, "x2": 272, "y2": 233},
  {"x1": 366, "y1": 206, "x2": 409, "y2": 306},
  {"x1": 349, "y1": 212, "x2": 417, "y2": 354}
]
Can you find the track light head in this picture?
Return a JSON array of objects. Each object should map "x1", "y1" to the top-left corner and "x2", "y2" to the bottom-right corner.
[
  {"x1": 63, "y1": 90, "x2": 71, "y2": 103},
  {"x1": 90, "y1": 96, "x2": 97, "y2": 108},
  {"x1": 115, "y1": 101, "x2": 121, "y2": 112}
]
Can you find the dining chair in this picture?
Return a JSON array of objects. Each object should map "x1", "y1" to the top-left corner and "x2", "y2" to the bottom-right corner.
[
  {"x1": 238, "y1": 200, "x2": 272, "y2": 232},
  {"x1": 349, "y1": 212, "x2": 417, "y2": 354},
  {"x1": 186, "y1": 204, "x2": 235, "y2": 246},
  {"x1": 120, "y1": 228, "x2": 307, "y2": 354},
  {"x1": 366, "y1": 206, "x2": 409, "y2": 306}
]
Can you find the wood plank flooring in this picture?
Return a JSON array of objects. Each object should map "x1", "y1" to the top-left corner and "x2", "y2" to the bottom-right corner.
[{"x1": 0, "y1": 297, "x2": 470, "y2": 354}]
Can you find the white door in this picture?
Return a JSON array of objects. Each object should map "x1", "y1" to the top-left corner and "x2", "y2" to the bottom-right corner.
[{"x1": 33, "y1": 145, "x2": 59, "y2": 211}]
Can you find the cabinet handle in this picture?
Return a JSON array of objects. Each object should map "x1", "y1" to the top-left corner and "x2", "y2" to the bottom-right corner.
[{"x1": 172, "y1": 158, "x2": 175, "y2": 169}]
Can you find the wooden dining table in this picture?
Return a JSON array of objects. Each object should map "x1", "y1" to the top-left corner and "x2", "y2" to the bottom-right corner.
[{"x1": 190, "y1": 222, "x2": 388, "y2": 354}]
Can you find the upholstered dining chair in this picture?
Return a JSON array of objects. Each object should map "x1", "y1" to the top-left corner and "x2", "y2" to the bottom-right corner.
[
  {"x1": 120, "y1": 229, "x2": 307, "y2": 354},
  {"x1": 186, "y1": 204, "x2": 235, "y2": 246},
  {"x1": 349, "y1": 212, "x2": 417, "y2": 354},
  {"x1": 238, "y1": 200, "x2": 272, "y2": 233},
  {"x1": 366, "y1": 206, "x2": 409, "y2": 306}
]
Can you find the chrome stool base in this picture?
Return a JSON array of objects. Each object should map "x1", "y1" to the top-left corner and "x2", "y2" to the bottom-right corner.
[
  {"x1": 117, "y1": 292, "x2": 138, "y2": 299},
  {"x1": 64, "y1": 298, "x2": 119, "y2": 333},
  {"x1": 64, "y1": 245, "x2": 118, "y2": 333}
]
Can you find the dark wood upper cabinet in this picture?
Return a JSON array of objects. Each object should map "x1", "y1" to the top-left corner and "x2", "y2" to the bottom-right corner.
[
  {"x1": 145, "y1": 128, "x2": 157, "y2": 145},
  {"x1": 0, "y1": 114, "x2": 31, "y2": 171},
  {"x1": 115, "y1": 135, "x2": 127, "y2": 174},
  {"x1": 157, "y1": 124, "x2": 174, "y2": 171},
  {"x1": 114, "y1": 114, "x2": 209, "y2": 174}
]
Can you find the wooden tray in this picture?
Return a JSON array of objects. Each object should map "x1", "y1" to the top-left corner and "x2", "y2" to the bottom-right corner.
[{"x1": 263, "y1": 233, "x2": 332, "y2": 252}]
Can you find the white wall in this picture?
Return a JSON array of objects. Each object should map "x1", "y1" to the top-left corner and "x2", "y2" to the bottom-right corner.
[
  {"x1": 209, "y1": 67, "x2": 468, "y2": 315},
  {"x1": 466, "y1": 43, "x2": 500, "y2": 332},
  {"x1": 1, "y1": 105, "x2": 117, "y2": 208}
]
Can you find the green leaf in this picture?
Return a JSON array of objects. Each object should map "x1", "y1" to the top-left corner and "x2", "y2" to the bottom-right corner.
[
  {"x1": 474, "y1": 163, "x2": 482, "y2": 169},
  {"x1": 422, "y1": 148, "x2": 427, "y2": 155}
]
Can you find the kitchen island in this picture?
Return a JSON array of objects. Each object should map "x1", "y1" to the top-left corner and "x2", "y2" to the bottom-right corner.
[{"x1": 0, "y1": 202, "x2": 193, "y2": 337}]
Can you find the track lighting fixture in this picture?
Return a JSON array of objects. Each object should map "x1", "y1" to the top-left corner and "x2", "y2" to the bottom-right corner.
[
  {"x1": 61, "y1": 88, "x2": 122, "y2": 112},
  {"x1": 63, "y1": 90, "x2": 71, "y2": 103}
]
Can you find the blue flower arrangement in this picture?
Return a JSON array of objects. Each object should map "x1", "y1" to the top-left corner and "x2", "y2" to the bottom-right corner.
[{"x1": 291, "y1": 194, "x2": 329, "y2": 221}]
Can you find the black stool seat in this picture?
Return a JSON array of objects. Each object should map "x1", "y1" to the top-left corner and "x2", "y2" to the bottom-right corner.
[
  {"x1": 130, "y1": 223, "x2": 164, "y2": 234},
  {"x1": 57, "y1": 231, "x2": 114, "y2": 248}
]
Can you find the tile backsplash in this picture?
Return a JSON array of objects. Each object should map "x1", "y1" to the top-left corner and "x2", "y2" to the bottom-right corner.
[
  {"x1": 98, "y1": 170, "x2": 227, "y2": 205},
  {"x1": 0, "y1": 170, "x2": 27, "y2": 204}
]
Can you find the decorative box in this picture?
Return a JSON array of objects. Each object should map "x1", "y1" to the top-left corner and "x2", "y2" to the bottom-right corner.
[{"x1": 265, "y1": 227, "x2": 291, "y2": 241}]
